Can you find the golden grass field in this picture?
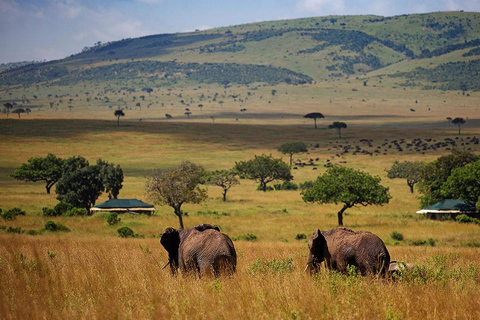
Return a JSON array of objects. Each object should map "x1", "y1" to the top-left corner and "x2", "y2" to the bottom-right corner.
[{"x1": 1, "y1": 84, "x2": 480, "y2": 319}]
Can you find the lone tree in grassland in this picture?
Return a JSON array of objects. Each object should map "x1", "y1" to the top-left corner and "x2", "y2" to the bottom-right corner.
[
  {"x1": 302, "y1": 166, "x2": 391, "y2": 226},
  {"x1": 3, "y1": 102, "x2": 13, "y2": 117},
  {"x1": 387, "y1": 160, "x2": 425, "y2": 193},
  {"x1": 12, "y1": 153, "x2": 65, "y2": 194},
  {"x1": 12, "y1": 108, "x2": 25, "y2": 118},
  {"x1": 328, "y1": 122, "x2": 347, "y2": 138},
  {"x1": 146, "y1": 161, "x2": 207, "y2": 230},
  {"x1": 452, "y1": 117, "x2": 465, "y2": 135},
  {"x1": 235, "y1": 154, "x2": 293, "y2": 192},
  {"x1": 304, "y1": 112, "x2": 324, "y2": 129},
  {"x1": 278, "y1": 142, "x2": 308, "y2": 167},
  {"x1": 114, "y1": 109, "x2": 125, "y2": 127},
  {"x1": 205, "y1": 169, "x2": 239, "y2": 202}
]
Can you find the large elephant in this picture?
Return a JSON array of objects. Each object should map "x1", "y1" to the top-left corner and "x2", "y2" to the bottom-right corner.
[
  {"x1": 160, "y1": 223, "x2": 237, "y2": 278},
  {"x1": 306, "y1": 227, "x2": 390, "y2": 276}
]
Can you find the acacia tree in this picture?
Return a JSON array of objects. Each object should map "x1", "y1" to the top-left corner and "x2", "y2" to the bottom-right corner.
[
  {"x1": 114, "y1": 109, "x2": 125, "y2": 127},
  {"x1": 12, "y1": 153, "x2": 65, "y2": 194},
  {"x1": 3, "y1": 103, "x2": 13, "y2": 117},
  {"x1": 304, "y1": 112, "x2": 324, "y2": 129},
  {"x1": 278, "y1": 142, "x2": 308, "y2": 167},
  {"x1": 205, "y1": 169, "x2": 239, "y2": 201},
  {"x1": 452, "y1": 117, "x2": 465, "y2": 135},
  {"x1": 387, "y1": 160, "x2": 425, "y2": 193},
  {"x1": 328, "y1": 122, "x2": 347, "y2": 138},
  {"x1": 146, "y1": 161, "x2": 207, "y2": 229},
  {"x1": 441, "y1": 160, "x2": 480, "y2": 210},
  {"x1": 302, "y1": 166, "x2": 391, "y2": 226},
  {"x1": 12, "y1": 108, "x2": 25, "y2": 118},
  {"x1": 235, "y1": 154, "x2": 292, "y2": 192},
  {"x1": 417, "y1": 150, "x2": 478, "y2": 207}
]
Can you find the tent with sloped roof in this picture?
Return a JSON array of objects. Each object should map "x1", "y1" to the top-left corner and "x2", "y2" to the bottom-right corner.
[
  {"x1": 91, "y1": 199, "x2": 156, "y2": 215},
  {"x1": 416, "y1": 199, "x2": 477, "y2": 220}
]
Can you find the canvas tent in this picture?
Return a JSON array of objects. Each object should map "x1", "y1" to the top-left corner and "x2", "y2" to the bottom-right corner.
[
  {"x1": 91, "y1": 199, "x2": 156, "y2": 215},
  {"x1": 416, "y1": 199, "x2": 477, "y2": 220}
]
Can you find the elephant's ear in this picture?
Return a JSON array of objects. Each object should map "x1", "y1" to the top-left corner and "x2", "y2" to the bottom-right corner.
[
  {"x1": 160, "y1": 227, "x2": 180, "y2": 256},
  {"x1": 310, "y1": 229, "x2": 328, "y2": 259}
]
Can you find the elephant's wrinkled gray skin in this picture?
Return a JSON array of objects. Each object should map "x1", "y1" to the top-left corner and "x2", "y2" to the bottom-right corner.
[
  {"x1": 160, "y1": 224, "x2": 237, "y2": 278},
  {"x1": 306, "y1": 227, "x2": 390, "y2": 276}
]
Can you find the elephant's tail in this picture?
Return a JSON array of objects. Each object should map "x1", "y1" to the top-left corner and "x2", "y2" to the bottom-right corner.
[
  {"x1": 213, "y1": 255, "x2": 236, "y2": 277},
  {"x1": 377, "y1": 252, "x2": 390, "y2": 277}
]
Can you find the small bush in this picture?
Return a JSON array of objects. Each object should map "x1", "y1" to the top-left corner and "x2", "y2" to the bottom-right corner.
[
  {"x1": 107, "y1": 212, "x2": 121, "y2": 225},
  {"x1": 456, "y1": 214, "x2": 479, "y2": 224},
  {"x1": 26, "y1": 229, "x2": 40, "y2": 236},
  {"x1": 256, "y1": 184, "x2": 274, "y2": 191},
  {"x1": 295, "y1": 233, "x2": 307, "y2": 240},
  {"x1": 274, "y1": 181, "x2": 299, "y2": 191},
  {"x1": 411, "y1": 238, "x2": 435, "y2": 246},
  {"x1": 391, "y1": 231, "x2": 404, "y2": 241},
  {"x1": 42, "y1": 208, "x2": 58, "y2": 216},
  {"x1": 44, "y1": 221, "x2": 70, "y2": 232},
  {"x1": 7, "y1": 226, "x2": 23, "y2": 234},
  {"x1": 2, "y1": 207, "x2": 26, "y2": 221},
  {"x1": 299, "y1": 181, "x2": 315, "y2": 190},
  {"x1": 54, "y1": 202, "x2": 73, "y2": 215},
  {"x1": 234, "y1": 233, "x2": 257, "y2": 241},
  {"x1": 117, "y1": 226, "x2": 134, "y2": 238},
  {"x1": 65, "y1": 207, "x2": 87, "y2": 217}
]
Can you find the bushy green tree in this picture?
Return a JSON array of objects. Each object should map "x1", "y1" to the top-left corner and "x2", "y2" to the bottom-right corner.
[
  {"x1": 441, "y1": 160, "x2": 480, "y2": 209},
  {"x1": 302, "y1": 166, "x2": 391, "y2": 226},
  {"x1": 12, "y1": 153, "x2": 65, "y2": 194},
  {"x1": 278, "y1": 142, "x2": 308, "y2": 167},
  {"x1": 146, "y1": 161, "x2": 207, "y2": 230},
  {"x1": 235, "y1": 154, "x2": 292, "y2": 192},
  {"x1": 387, "y1": 160, "x2": 425, "y2": 193},
  {"x1": 56, "y1": 163, "x2": 104, "y2": 211},
  {"x1": 417, "y1": 150, "x2": 478, "y2": 207},
  {"x1": 205, "y1": 169, "x2": 239, "y2": 202},
  {"x1": 97, "y1": 159, "x2": 123, "y2": 199}
]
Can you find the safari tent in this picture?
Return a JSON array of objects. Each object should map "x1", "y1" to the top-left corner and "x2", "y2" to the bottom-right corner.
[
  {"x1": 91, "y1": 199, "x2": 156, "y2": 215},
  {"x1": 416, "y1": 199, "x2": 477, "y2": 220}
]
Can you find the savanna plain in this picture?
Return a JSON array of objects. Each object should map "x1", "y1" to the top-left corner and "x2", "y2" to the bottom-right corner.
[{"x1": 1, "y1": 85, "x2": 480, "y2": 320}]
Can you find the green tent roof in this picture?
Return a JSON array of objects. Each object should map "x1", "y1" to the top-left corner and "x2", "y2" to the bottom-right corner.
[
  {"x1": 422, "y1": 199, "x2": 475, "y2": 211},
  {"x1": 94, "y1": 199, "x2": 155, "y2": 209}
]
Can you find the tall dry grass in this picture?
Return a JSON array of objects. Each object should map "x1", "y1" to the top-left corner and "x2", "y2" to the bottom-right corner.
[{"x1": 1, "y1": 235, "x2": 479, "y2": 319}]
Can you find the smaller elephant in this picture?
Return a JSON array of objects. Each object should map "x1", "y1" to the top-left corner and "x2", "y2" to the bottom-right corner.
[
  {"x1": 388, "y1": 260, "x2": 414, "y2": 276},
  {"x1": 160, "y1": 224, "x2": 237, "y2": 278},
  {"x1": 306, "y1": 227, "x2": 390, "y2": 276}
]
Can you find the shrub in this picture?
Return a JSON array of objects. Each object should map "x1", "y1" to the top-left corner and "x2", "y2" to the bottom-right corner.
[
  {"x1": 65, "y1": 207, "x2": 87, "y2": 217},
  {"x1": 2, "y1": 207, "x2": 26, "y2": 221},
  {"x1": 295, "y1": 233, "x2": 307, "y2": 240},
  {"x1": 299, "y1": 181, "x2": 315, "y2": 190},
  {"x1": 391, "y1": 231, "x2": 404, "y2": 241},
  {"x1": 45, "y1": 221, "x2": 70, "y2": 232},
  {"x1": 107, "y1": 212, "x2": 121, "y2": 225},
  {"x1": 411, "y1": 238, "x2": 436, "y2": 246},
  {"x1": 117, "y1": 226, "x2": 134, "y2": 238},
  {"x1": 234, "y1": 233, "x2": 257, "y2": 241},
  {"x1": 54, "y1": 202, "x2": 73, "y2": 215},
  {"x1": 256, "y1": 184, "x2": 274, "y2": 191},
  {"x1": 42, "y1": 208, "x2": 58, "y2": 216},
  {"x1": 274, "y1": 181, "x2": 299, "y2": 191},
  {"x1": 26, "y1": 229, "x2": 40, "y2": 236},
  {"x1": 456, "y1": 214, "x2": 479, "y2": 224},
  {"x1": 195, "y1": 210, "x2": 229, "y2": 216},
  {"x1": 6, "y1": 226, "x2": 23, "y2": 234}
]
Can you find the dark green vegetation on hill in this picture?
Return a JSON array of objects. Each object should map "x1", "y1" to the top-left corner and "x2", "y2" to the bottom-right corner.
[{"x1": 2, "y1": 11, "x2": 480, "y2": 91}]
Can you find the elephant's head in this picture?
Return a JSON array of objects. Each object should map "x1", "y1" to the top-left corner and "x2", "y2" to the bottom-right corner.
[
  {"x1": 305, "y1": 229, "x2": 330, "y2": 274},
  {"x1": 160, "y1": 227, "x2": 181, "y2": 275}
]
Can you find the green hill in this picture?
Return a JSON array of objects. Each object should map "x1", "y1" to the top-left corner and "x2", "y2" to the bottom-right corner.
[{"x1": 1, "y1": 11, "x2": 480, "y2": 119}]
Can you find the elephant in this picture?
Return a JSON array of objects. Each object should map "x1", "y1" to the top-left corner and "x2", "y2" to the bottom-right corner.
[
  {"x1": 305, "y1": 227, "x2": 390, "y2": 276},
  {"x1": 388, "y1": 261, "x2": 414, "y2": 276},
  {"x1": 160, "y1": 223, "x2": 237, "y2": 278}
]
